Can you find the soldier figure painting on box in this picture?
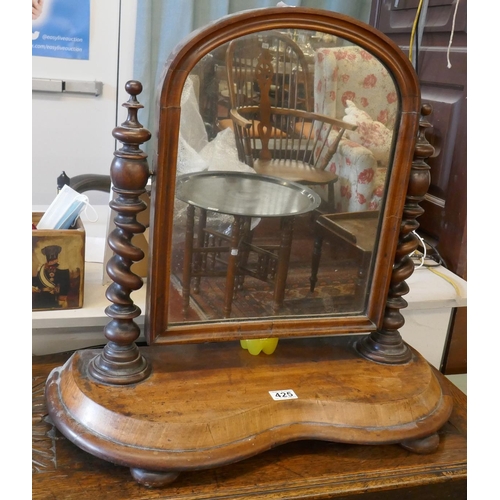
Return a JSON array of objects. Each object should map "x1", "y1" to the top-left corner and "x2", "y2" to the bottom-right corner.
[{"x1": 32, "y1": 245, "x2": 71, "y2": 309}]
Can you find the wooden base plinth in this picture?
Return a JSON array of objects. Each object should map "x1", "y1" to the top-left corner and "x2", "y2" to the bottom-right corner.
[{"x1": 45, "y1": 336, "x2": 453, "y2": 487}]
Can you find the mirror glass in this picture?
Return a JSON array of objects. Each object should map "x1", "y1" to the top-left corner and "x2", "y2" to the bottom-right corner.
[{"x1": 166, "y1": 28, "x2": 399, "y2": 326}]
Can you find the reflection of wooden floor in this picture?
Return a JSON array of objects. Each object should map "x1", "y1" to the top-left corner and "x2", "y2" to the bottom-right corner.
[{"x1": 169, "y1": 212, "x2": 364, "y2": 322}]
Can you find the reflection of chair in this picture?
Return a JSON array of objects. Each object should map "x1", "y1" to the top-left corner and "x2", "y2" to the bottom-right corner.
[
  {"x1": 314, "y1": 45, "x2": 399, "y2": 212},
  {"x1": 221, "y1": 31, "x2": 314, "y2": 118},
  {"x1": 310, "y1": 211, "x2": 379, "y2": 310},
  {"x1": 223, "y1": 32, "x2": 356, "y2": 210}
]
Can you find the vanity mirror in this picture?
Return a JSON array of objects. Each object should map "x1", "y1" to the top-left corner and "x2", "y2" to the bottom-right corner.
[{"x1": 46, "y1": 6, "x2": 452, "y2": 488}]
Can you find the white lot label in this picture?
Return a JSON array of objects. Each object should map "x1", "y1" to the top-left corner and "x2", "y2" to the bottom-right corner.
[{"x1": 269, "y1": 390, "x2": 298, "y2": 400}]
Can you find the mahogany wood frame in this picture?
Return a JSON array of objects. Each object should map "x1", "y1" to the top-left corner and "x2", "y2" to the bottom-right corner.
[{"x1": 147, "y1": 7, "x2": 420, "y2": 345}]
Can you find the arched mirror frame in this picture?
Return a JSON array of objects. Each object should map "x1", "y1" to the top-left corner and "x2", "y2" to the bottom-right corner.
[{"x1": 146, "y1": 7, "x2": 420, "y2": 345}]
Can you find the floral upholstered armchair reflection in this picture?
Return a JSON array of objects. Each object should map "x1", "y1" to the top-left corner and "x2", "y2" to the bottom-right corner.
[{"x1": 314, "y1": 45, "x2": 398, "y2": 212}]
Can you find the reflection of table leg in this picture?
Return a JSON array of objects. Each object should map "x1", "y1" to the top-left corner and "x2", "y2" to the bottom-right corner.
[
  {"x1": 224, "y1": 215, "x2": 241, "y2": 318},
  {"x1": 237, "y1": 217, "x2": 252, "y2": 291},
  {"x1": 310, "y1": 232, "x2": 323, "y2": 292},
  {"x1": 182, "y1": 204, "x2": 195, "y2": 318},
  {"x1": 327, "y1": 180, "x2": 336, "y2": 211},
  {"x1": 273, "y1": 216, "x2": 294, "y2": 313},
  {"x1": 183, "y1": 209, "x2": 296, "y2": 318},
  {"x1": 193, "y1": 209, "x2": 207, "y2": 293}
]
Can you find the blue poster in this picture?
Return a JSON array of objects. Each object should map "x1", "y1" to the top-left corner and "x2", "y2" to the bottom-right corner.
[{"x1": 32, "y1": 0, "x2": 90, "y2": 60}]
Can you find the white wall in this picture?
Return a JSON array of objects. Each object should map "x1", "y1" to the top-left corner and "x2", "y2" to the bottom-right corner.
[{"x1": 32, "y1": 0, "x2": 138, "y2": 206}]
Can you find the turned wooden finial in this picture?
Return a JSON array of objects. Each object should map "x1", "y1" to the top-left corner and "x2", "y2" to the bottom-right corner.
[
  {"x1": 357, "y1": 104, "x2": 434, "y2": 364},
  {"x1": 88, "y1": 81, "x2": 152, "y2": 385}
]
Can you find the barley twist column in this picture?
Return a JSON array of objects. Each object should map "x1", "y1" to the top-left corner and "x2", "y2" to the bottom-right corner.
[
  {"x1": 357, "y1": 104, "x2": 434, "y2": 364},
  {"x1": 89, "y1": 81, "x2": 152, "y2": 384}
]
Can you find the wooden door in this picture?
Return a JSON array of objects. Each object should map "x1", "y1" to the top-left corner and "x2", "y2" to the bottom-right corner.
[{"x1": 369, "y1": 0, "x2": 467, "y2": 374}]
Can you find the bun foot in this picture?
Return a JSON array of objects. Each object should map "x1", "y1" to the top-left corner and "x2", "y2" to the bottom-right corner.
[
  {"x1": 130, "y1": 468, "x2": 180, "y2": 488},
  {"x1": 400, "y1": 433, "x2": 440, "y2": 454}
]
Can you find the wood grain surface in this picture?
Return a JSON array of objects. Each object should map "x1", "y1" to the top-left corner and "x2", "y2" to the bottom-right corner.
[{"x1": 34, "y1": 344, "x2": 466, "y2": 500}]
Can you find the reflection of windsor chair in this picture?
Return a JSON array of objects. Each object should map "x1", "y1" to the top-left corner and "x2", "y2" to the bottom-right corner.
[{"x1": 223, "y1": 31, "x2": 357, "y2": 209}]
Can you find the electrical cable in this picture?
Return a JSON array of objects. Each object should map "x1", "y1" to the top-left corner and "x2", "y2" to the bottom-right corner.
[
  {"x1": 415, "y1": 10, "x2": 419, "y2": 74},
  {"x1": 410, "y1": 230, "x2": 448, "y2": 269},
  {"x1": 411, "y1": 230, "x2": 426, "y2": 269},
  {"x1": 423, "y1": 238, "x2": 447, "y2": 268},
  {"x1": 429, "y1": 267, "x2": 464, "y2": 298},
  {"x1": 417, "y1": 0, "x2": 430, "y2": 65},
  {"x1": 408, "y1": 0, "x2": 424, "y2": 65},
  {"x1": 409, "y1": 233, "x2": 462, "y2": 297},
  {"x1": 447, "y1": 0, "x2": 461, "y2": 68}
]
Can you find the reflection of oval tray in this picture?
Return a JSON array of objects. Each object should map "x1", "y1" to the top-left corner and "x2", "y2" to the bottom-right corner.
[{"x1": 176, "y1": 171, "x2": 321, "y2": 217}]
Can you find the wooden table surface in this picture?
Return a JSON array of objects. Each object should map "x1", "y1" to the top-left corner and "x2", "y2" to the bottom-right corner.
[{"x1": 33, "y1": 349, "x2": 467, "y2": 500}]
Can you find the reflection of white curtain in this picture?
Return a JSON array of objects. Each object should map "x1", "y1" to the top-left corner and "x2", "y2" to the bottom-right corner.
[
  {"x1": 176, "y1": 76, "x2": 256, "y2": 175},
  {"x1": 133, "y1": 0, "x2": 371, "y2": 157}
]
